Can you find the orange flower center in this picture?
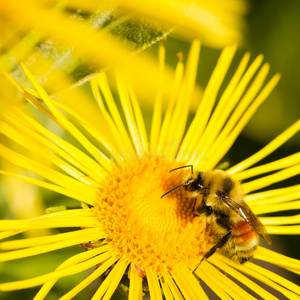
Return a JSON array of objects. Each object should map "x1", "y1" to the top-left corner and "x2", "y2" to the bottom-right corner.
[{"x1": 94, "y1": 157, "x2": 213, "y2": 274}]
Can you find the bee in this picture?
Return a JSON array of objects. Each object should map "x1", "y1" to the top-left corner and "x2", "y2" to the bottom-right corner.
[{"x1": 161, "y1": 165, "x2": 272, "y2": 264}]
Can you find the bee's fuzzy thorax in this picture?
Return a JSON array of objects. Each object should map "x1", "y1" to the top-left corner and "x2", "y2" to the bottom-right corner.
[{"x1": 184, "y1": 170, "x2": 244, "y2": 216}]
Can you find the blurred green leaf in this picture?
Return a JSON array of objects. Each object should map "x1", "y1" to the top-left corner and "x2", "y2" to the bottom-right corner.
[{"x1": 2, "y1": 6, "x2": 169, "y2": 93}]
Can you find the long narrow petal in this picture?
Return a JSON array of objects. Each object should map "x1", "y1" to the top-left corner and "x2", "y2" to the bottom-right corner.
[
  {"x1": 196, "y1": 268, "x2": 237, "y2": 300},
  {"x1": 0, "y1": 231, "x2": 23, "y2": 241},
  {"x1": 255, "y1": 247, "x2": 300, "y2": 275},
  {"x1": 214, "y1": 253, "x2": 300, "y2": 298},
  {"x1": 60, "y1": 256, "x2": 119, "y2": 300},
  {"x1": 0, "y1": 144, "x2": 96, "y2": 204},
  {"x1": 96, "y1": 73, "x2": 134, "y2": 152},
  {"x1": 0, "y1": 170, "x2": 95, "y2": 205},
  {"x1": 187, "y1": 51, "x2": 251, "y2": 159},
  {"x1": 34, "y1": 246, "x2": 113, "y2": 300},
  {"x1": 252, "y1": 201, "x2": 300, "y2": 215},
  {"x1": 0, "y1": 229, "x2": 104, "y2": 262},
  {"x1": 150, "y1": 42, "x2": 165, "y2": 152},
  {"x1": 260, "y1": 214, "x2": 300, "y2": 226},
  {"x1": 242, "y1": 164, "x2": 300, "y2": 193},
  {"x1": 0, "y1": 209, "x2": 98, "y2": 231},
  {"x1": 179, "y1": 44, "x2": 236, "y2": 161},
  {"x1": 0, "y1": 227, "x2": 104, "y2": 250},
  {"x1": 209, "y1": 257, "x2": 279, "y2": 300},
  {"x1": 174, "y1": 266, "x2": 209, "y2": 299},
  {"x1": 245, "y1": 262, "x2": 300, "y2": 297},
  {"x1": 265, "y1": 225, "x2": 300, "y2": 235},
  {"x1": 167, "y1": 39, "x2": 201, "y2": 156},
  {"x1": 90, "y1": 76, "x2": 133, "y2": 157},
  {"x1": 146, "y1": 267, "x2": 163, "y2": 300},
  {"x1": 227, "y1": 120, "x2": 300, "y2": 175},
  {"x1": 128, "y1": 265, "x2": 143, "y2": 300},
  {"x1": 0, "y1": 251, "x2": 113, "y2": 291},
  {"x1": 21, "y1": 64, "x2": 112, "y2": 172},
  {"x1": 1, "y1": 121, "x2": 96, "y2": 186},
  {"x1": 172, "y1": 266, "x2": 208, "y2": 300},
  {"x1": 204, "y1": 73, "x2": 280, "y2": 169},
  {"x1": 127, "y1": 76, "x2": 149, "y2": 152},
  {"x1": 157, "y1": 54, "x2": 184, "y2": 153},
  {"x1": 91, "y1": 258, "x2": 129, "y2": 300},
  {"x1": 199, "y1": 261, "x2": 256, "y2": 299},
  {"x1": 245, "y1": 185, "x2": 300, "y2": 203},
  {"x1": 116, "y1": 70, "x2": 143, "y2": 156},
  {"x1": 160, "y1": 276, "x2": 174, "y2": 300},
  {"x1": 51, "y1": 98, "x2": 122, "y2": 164},
  {"x1": 11, "y1": 110, "x2": 106, "y2": 181},
  {"x1": 234, "y1": 152, "x2": 300, "y2": 181},
  {"x1": 163, "y1": 273, "x2": 184, "y2": 300}
]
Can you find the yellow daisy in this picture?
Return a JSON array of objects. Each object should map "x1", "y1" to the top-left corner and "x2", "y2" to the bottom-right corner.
[{"x1": 0, "y1": 40, "x2": 300, "y2": 299}]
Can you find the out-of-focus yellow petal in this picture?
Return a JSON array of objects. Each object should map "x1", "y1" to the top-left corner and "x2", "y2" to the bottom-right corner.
[{"x1": 0, "y1": 0, "x2": 247, "y2": 99}]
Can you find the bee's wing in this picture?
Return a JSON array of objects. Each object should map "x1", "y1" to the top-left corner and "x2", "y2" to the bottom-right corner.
[
  {"x1": 223, "y1": 197, "x2": 272, "y2": 245},
  {"x1": 240, "y1": 202, "x2": 272, "y2": 245}
]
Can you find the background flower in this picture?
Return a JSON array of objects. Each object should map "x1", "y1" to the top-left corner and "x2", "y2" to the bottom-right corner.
[{"x1": 0, "y1": 0, "x2": 247, "y2": 93}]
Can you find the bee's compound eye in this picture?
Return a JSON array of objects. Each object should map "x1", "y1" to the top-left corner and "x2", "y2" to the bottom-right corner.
[
  {"x1": 196, "y1": 183, "x2": 204, "y2": 189},
  {"x1": 190, "y1": 175, "x2": 204, "y2": 190},
  {"x1": 185, "y1": 172, "x2": 205, "y2": 192}
]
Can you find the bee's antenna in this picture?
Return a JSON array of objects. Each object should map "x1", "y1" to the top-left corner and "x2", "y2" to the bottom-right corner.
[
  {"x1": 160, "y1": 183, "x2": 186, "y2": 199},
  {"x1": 169, "y1": 165, "x2": 193, "y2": 174},
  {"x1": 161, "y1": 165, "x2": 193, "y2": 198}
]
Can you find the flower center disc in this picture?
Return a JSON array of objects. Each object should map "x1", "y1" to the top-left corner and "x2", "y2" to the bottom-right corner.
[{"x1": 94, "y1": 157, "x2": 212, "y2": 273}]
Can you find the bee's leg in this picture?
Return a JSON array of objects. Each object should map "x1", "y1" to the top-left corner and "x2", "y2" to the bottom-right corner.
[
  {"x1": 196, "y1": 205, "x2": 212, "y2": 216},
  {"x1": 194, "y1": 202, "x2": 212, "y2": 217},
  {"x1": 193, "y1": 230, "x2": 232, "y2": 273},
  {"x1": 205, "y1": 230, "x2": 232, "y2": 259},
  {"x1": 192, "y1": 198, "x2": 197, "y2": 215}
]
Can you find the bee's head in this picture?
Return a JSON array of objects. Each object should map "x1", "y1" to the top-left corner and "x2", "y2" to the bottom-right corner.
[
  {"x1": 184, "y1": 172, "x2": 205, "y2": 192},
  {"x1": 160, "y1": 165, "x2": 198, "y2": 199}
]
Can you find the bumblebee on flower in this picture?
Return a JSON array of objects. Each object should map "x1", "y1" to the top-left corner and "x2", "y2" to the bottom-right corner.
[{"x1": 0, "y1": 40, "x2": 299, "y2": 299}]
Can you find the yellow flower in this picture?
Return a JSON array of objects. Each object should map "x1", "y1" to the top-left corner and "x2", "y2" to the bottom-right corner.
[
  {"x1": 0, "y1": 0, "x2": 247, "y2": 94},
  {"x1": 0, "y1": 40, "x2": 300, "y2": 299}
]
